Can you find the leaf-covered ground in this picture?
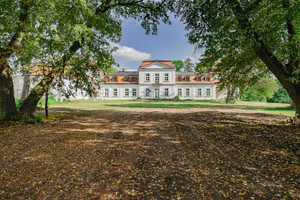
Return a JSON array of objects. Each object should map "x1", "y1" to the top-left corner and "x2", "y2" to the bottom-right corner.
[{"x1": 0, "y1": 107, "x2": 299, "y2": 199}]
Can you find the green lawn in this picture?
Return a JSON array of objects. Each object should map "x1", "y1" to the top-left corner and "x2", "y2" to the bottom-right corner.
[{"x1": 50, "y1": 99, "x2": 295, "y2": 116}]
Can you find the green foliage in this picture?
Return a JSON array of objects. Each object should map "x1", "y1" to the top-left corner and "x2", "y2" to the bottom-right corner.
[
  {"x1": 172, "y1": 60, "x2": 184, "y2": 72},
  {"x1": 168, "y1": 0, "x2": 300, "y2": 114},
  {"x1": 184, "y1": 57, "x2": 194, "y2": 72},
  {"x1": 18, "y1": 115, "x2": 44, "y2": 124},
  {"x1": 38, "y1": 95, "x2": 68, "y2": 106},
  {"x1": 241, "y1": 77, "x2": 279, "y2": 102},
  {"x1": 268, "y1": 79, "x2": 291, "y2": 104}
]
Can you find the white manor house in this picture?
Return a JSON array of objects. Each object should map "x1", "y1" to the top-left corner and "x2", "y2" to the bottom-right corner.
[{"x1": 100, "y1": 60, "x2": 227, "y2": 100}]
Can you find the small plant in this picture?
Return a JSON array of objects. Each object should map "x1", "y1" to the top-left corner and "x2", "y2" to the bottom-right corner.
[
  {"x1": 174, "y1": 95, "x2": 180, "y2": 101},
  {"x1": 35, "y1": 115, "x2": 44, "y2": 123}
]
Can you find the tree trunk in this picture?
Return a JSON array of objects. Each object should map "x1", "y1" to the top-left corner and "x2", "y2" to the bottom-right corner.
[
  {"x1": 45, "y1": 89, "x2": 49, "y2": 117},
  {"x1": 19, "y1": 70, "x2": 31, "y2": 106},
  {"x1": 290, "y1": 99, "x2": 295, "y2": 109},
  {"x1": 0, "y1": 62, "x2": 17, "y2": 120},
  {"x1": 19, "y1": 71, "x2": 58, "y2": 117}
]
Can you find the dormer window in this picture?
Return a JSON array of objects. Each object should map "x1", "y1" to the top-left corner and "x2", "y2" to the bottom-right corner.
[
  {"x1": 205, "y1": 76, "x2": 211, "y2": 82},
  {"x1": 112, "y1": 76, "x2": 118, "y2": 82},
  {"x1": 177, "y1": 76, "x2": 182, "y2": 82},
  {"x1": 104, "y1": 77, "x2": 110, "y2": 82},
  {"x1": 131, "y1": 76, "x2": 137, "y2": 82},
  {"x1": 196, "y1": 76, "x2": 202, "y2": 82},
  {"x1": 124, "y1": 76, "x2": 130, "y2": 82},
  {"x1": 185, "y1": 76, "x2": 190, "y2": 82}
]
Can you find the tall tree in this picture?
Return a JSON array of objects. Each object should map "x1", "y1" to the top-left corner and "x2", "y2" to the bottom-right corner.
[
  {"x1": 172, "y1": 60, "x2": 184, "y2": 72},
  {"x1": 19, "y1": 0, "x2": 169, "y2": 116},
  {"x1": 0, "y1": 0, "x2": 29, "y2": 120},
  {"x1": 184, "y1": 57, "x2": 194, "y2": 72},
  {"x1": 169, "y1": 0, "x2": 300, "y2": 116}
]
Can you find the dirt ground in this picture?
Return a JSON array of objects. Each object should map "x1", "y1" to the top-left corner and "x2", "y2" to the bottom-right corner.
[{"x1": 0, "y1": 106, "x2": 299, "y2": 199}]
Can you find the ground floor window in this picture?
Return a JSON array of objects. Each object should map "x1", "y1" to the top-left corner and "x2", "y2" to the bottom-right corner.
[
  {"x1": 197, "y1": 88, "x2": 202, "y2": 96},
  {"x1": 164, "y1": 88, "x2": 169, "y2": 96},
  {"x1": 132, "y1": 88, "x2": 137, "y2": 96},
  {"x1": 125, "y1": 89, "x2": 129, "y2": 96},
  {"x1": 178, "y1": 88, "x2": 182, "y2": 97},
  {"x1": 146, "y1": 89, "x2": 150, "y2": 97},
  {"x1": 186, "y1": 88, "x2": 190, "y2": 97},
  {"x1": 113, "y1": 89, "x2": 118, "y2": 97},
  {"x1": 104, "y1": 89, "x2": 109, "y2": 97},
  {"x1": 206, "y1": 88, "x2": 211, "y2": 96}
]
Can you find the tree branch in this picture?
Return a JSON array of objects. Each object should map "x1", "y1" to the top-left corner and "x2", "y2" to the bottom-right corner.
[{"x1": 0, "y1": 1, "x2": 29, "y2": 58}]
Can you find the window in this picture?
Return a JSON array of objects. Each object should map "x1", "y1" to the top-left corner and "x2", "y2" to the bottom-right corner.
[
  {"x1": 206, "y1": 88, "x2": 211, "y2": 96},
  {"x1": 164, "y1": 88, "x2": 169, "y2": 96},
  {"x1": 205, "y1": 76, "x2": 211, "y2": 82},
  {"x1": 186, "y1": 88, "x2": 190, "y2": 97},
  {"x1": 125, "y1": 89, "x2": 129, "y2": 96},
  {"x1": 104, "y1": 89, "x2": 109, "y2": 96},
  {"x1": 113, "y1": 89, "x2": 118, "y2": 97},
  {"x1": 131, "y1": 77, "x2": 137, "y2": 82},
  {"x1": 124, "y1": 76, "x2": 130, "y2": 82},
  {"x1": 155, "y1": 74, "x2": 159, "y2": 84},
  {"x1": 197, "y1": 88, "x2": 202, "y2": 96},
  {"x1": 132, "y1": 88, "x2": 137, "y2": 96},
  {"x1": 104, "y1": 77, "x2": 110, "y2": 82},
  {"x1": 112, "y1": 76, "x2": 118, "y2": 82},
  {"x1": 185, "y1": 76, "x2": 190, "y2": 82},
  {"x1": 146, "y1": 88, "x2": 150, "y2": 97},
  {"x1": 196, "y1": 76, "x2": 202, "y2": 82},
  {"x1": 178, "y1": 88, "x2": 182, "y2": 97},
  {"x1": 164, "y1": 73, "x2": 169, "y2": 82},
  {"x1": 145, "y1": 73, "x2": 150, "y2": 82}
]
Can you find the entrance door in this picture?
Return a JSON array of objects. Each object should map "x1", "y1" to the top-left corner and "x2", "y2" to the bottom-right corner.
[{"x1": 155, "y1": 88, "x2": 159, "y2": 99}]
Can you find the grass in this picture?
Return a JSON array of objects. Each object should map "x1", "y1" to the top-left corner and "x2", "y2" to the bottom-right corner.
[{"x1": 49, "y1": 99, "x2": 296, "y2": 116}]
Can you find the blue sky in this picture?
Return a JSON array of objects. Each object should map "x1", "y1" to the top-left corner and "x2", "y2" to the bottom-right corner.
[{"x1": 111, "y1": 15, "x2": 204, "y2": 70}]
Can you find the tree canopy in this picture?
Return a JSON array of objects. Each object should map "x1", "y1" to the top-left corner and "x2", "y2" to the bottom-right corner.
[{"x1": 168, "y1": 0, "x2": 300, "y2": 116}]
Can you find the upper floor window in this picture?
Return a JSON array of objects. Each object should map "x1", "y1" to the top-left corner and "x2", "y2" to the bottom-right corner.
[
  {"x1": 112, "y1": 76, "x2": 118, "y2": 82},
  {"x1": 185, "y1": 76, "x2": 190, "y2": 82},
  {"x1": 104, "y1": 89, "x2": 109, "y2": 96},
  {"x1": 205, "y1": 76, "x2": 211, "y2": 82},
  {"x1": 177, "y1": 77, "x2": 182, "y2": 82},
  {"x1": 104, "y1": 77, "x2": 110, "y2": 82},
  {"x1": 113, "y1": 88, "x2": 118, "y2": 97},
  {"x1": 125, "y1": 88, "x2": 129, "y2": 96},
  {"x1": 124, "y1": 76, "x2": 130, "y2": 82},
  {"x1": 145, "y1": 73, "x2": 150, "y2": 82},
  {"x1": 164, "y1": 73, "x2": 169, "y2": 82},
  {"x1": 206, "y1": 88, "x2": 211, "y2": 96},
  {"x1": 178, "y1": 88, "x2": 182, "y2": 97},
  {"x1": 155, "y1": 74, "x2": 160, "y2": 84},
  {"x1": 132, "y1": 88, "x2": 137, "y2": 96},
  {"x1": 164, "y1": 88, "x2": 169, "y2": 96}
]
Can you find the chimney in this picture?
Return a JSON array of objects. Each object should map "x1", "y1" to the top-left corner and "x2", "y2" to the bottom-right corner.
[
  {"x1": 188, "y1": 67, "x2": 191, "y2": 72},
  {"x1": 122, "y1": 68, "x2": 125, "y2": 72}
]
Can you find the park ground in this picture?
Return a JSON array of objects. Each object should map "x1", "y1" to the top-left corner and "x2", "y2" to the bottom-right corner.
[{"x1": 0, "y1": 100, "x2": 299, "y2": 199}]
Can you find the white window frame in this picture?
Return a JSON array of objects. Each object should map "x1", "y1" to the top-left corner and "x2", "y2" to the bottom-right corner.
[
  {"x1": 124, "y1": 88, "x2": 129, "y2": 97},
  {"x1": 104, "y1": 89, "x2": 109, "y2": 97},
  {"x1": 146, "y1": 88, "x2": 150, "y2": 97},
  {"x1": 197, "y1": 88, "x2": 202, "y2": 97},
  {"x1": 155, "y1": 73, "x2": 160, "y2": 84},
  {"x1": 132, "y1": 88, "x2": 137, "y2": 97},
  {"x1": 113, "y1": 88, "x2": 118, "y2": 97},
  {"x1": 164, "y1": 73, "x2": 169, "y2": 82},
  {"x1": 145, "y1": 73, "x2": 150, "y2": 82},
  {"x1": 186, "y1": 88, "x2": 190, "y2": 97},
  {"x1": 178, "y1": 88, "x2": 182, "y2": 97},
  {"x1": 164, "y1": 88, "x2": 169, "y2": 96},
  {"x1": 206, "y1": 88, "x2": 211, "y2": 97}
]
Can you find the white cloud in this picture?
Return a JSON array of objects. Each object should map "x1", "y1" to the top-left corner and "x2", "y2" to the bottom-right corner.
[{"x1": 110, "y1": 43, "x2": 151, "y2": 62}]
